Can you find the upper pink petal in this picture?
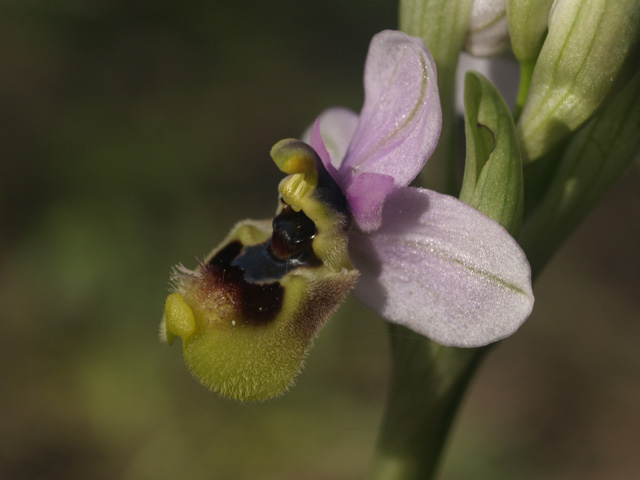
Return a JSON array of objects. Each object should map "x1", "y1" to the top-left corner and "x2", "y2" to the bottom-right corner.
[
  {"x1": 349, "y1": 187, "x2": 534, "y2": 347},
  {"x1": 341, "y1": 30, "x2": 442, "y2": 191}
]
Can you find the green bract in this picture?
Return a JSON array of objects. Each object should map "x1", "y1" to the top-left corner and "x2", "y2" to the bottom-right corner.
[
  {"x1": 459, "y1": 71, "x2": 524, "y2": 237},
  {"x1": 517, "y1": 0, "x2": 640, "y2": 163},
  {"x1": 521, "y1": 70, "x2": 640, "y2": 271}
]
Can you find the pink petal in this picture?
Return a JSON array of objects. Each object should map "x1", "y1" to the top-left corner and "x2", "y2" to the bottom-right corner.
[
  {"x1": 303, "y1": 107, "x2": 359, "y2": 170},
  {"x1": 310, "y1": 119, "x2": 341, "y2": 185},
  {"x1": 345, "y1": 172, "x2": 395, "y2": 232},
  {"x1": 341, "y1": 30, "x2": 442, "y2": 191},
  {"x1": 349, "y1": 187, "x2": 534, "y2": 347}
]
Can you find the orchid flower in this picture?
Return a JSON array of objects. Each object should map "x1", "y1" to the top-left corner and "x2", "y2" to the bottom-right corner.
[{"x1": 161, "y1": 30, "x2": 534, "y2": 401}]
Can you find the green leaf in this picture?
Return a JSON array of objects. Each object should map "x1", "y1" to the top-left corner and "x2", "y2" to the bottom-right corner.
[{"x1": 459, "y1": 71, "x2": 524, "y2": 237}]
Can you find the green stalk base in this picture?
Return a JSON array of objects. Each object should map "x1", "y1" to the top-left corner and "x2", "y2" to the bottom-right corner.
[{"x1": 371, "y1": 325, "x2": 489, "y2": 480}]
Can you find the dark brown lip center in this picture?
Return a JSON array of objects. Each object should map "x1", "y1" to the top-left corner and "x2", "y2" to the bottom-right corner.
[
  {"x1": 202, "y1": 204, "x2": 323, "y2": 326},
  {"x1": 205, "y1": 241, "x2": 284, "y2": 325}
]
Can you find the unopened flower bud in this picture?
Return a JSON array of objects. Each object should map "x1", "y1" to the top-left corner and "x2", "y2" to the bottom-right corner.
[
  {"x1": 465, "y1": 0, "x2": 510, "y2": 57},
  {"x1": 517, "y1": 0, "x2": 640, "y2": 163},
  {"x1": 507, "y1": 0, "x2": 554, "y2": 64}
]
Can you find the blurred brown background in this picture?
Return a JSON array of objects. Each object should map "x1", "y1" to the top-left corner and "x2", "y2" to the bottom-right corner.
[{"x1": 1, "y1": 1, "x2": 639, "y2": 479}]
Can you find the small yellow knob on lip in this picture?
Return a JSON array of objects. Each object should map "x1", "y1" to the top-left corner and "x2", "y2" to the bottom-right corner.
[{"x1": 165, "y1": 293, "x2": 196, "y2": 343}]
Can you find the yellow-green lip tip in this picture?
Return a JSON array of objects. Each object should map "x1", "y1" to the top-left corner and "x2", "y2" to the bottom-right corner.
[{"x1": 165, "y1": 293, "x2": 196, "y2": 341}]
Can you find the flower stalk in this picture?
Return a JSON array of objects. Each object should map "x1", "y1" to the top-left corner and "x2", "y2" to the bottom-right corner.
[{"x1": 372, "y1": 328, "x2": 487, "y2": 480}]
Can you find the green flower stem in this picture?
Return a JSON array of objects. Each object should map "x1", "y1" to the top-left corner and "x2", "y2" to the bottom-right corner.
[
  {"x1": 371, "y1": 326, "x2": 488, "y2": 480},
  {"x1": 514, "y1": 59, "x2": 534, "y2": 121}
]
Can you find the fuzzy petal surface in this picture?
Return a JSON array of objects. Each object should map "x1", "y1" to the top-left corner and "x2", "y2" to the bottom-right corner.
[
  {"x1": 341, "y1": 30, "x2": 442, "y2": 192},
  {"x1": 349, "y1": 187, "x2": 533, "y2": 347}
]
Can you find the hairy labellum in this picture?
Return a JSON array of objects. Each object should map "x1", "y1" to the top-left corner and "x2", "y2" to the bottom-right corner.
[{"x1": 161, "y1": 140, "x2": 359, "y2": 401}]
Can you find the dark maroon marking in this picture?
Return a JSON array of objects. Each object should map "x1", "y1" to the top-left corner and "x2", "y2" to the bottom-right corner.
[
  {"x1": 239, "y1": 279, "x2": 283, "y2": 324},
  {"x1": 207, "y1": 241, "x2": 243, "y2": 267},
  {"x1": 201, "y1": 201, "x2": 325, "y2": 325},
  {"x1": 205, "y1": 243, "x2": 284, "y2": 325}
]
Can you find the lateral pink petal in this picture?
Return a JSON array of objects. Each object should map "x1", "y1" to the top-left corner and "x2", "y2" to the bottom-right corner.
[
  {"x1": 345, "y1": 172, "x2": 395, "y2": 233},
  {"x1": 350, "y1": 187, "x2": 534, "y2": 347}
]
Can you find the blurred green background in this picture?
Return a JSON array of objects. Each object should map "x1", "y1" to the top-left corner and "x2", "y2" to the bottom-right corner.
[{"x1": 1, "y1": 1, "x2": 639, "y2": 479}]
